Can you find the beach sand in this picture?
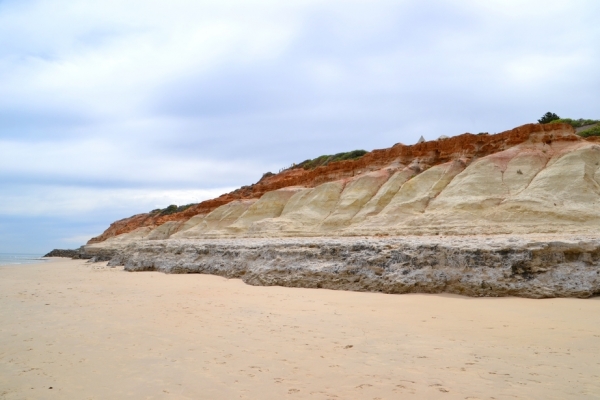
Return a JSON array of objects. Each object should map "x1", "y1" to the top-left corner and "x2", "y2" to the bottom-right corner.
[{"x1": 1, "y1": 259, "x2": 599, "y2": 399}]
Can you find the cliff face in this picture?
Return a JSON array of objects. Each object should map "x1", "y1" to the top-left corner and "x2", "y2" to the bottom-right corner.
[
  {"x1": 87, "y1": 197, "x2": 239, "y2": 244},
  {"x1": 85, "y1": 122, "x2": 600, "y2": 299},
  {"x1": 89, "y1": 123, "x2": 581, "y2": 244}
]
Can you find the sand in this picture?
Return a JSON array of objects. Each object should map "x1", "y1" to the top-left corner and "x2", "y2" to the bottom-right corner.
[{"x1": 1, "y1": 259, "x2": 599, "y2": 399}]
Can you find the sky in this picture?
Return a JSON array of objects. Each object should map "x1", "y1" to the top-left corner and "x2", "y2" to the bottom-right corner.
[{"x1": 1, "y1": 0, "x2": 599, "y2": 253}]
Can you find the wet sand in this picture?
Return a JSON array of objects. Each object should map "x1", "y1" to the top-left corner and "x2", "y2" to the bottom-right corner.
[{"x1": 1, "y1": 258, "x2": 599, "y2": 399}]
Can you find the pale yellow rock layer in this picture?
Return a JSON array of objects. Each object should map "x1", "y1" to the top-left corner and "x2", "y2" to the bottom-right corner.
[
  {"x1": 224, "y1": 187, "x2": 305, "y2": 234},
  {"x1": 146, "y1": 221, "x2": 183, "y2": 240},
  {"x1": 318, "y1": 170, "x2": 391, "y2": 231},
  {"x1": 172, "y1": 199, "x2": 256, "y2": 238},
  {"x1": 175, "y1": 213, "x2": 206, "y2": 233},
  {"x1": 350, "y1": 165, "x2": 414, "y2": 224}
]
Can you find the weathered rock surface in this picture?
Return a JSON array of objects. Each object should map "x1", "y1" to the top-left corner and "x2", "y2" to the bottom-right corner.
[
  {"x1": 44, "y1": 249, "x2": 81, "y2": 258},
  {"x1": 108, "y1": 236, "x2": 600, "y2": 298},
  {"x1": 44, "y1": 247, "x2": 115, "y2": 262}
]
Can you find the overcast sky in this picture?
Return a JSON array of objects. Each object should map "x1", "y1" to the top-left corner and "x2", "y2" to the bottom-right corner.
[{"x1": 1, "y1": 0, "x2": 599, "y2": 253}]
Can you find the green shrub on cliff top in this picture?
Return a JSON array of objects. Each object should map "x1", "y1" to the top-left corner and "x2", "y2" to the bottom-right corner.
[
  {"x1": 549, "y1": 118, "x2": 600, "y2": 128},
  {"x1": 539, "y1": 114, "x2": 600, "y2": 137},
  {"x1": 155, "y1": 203, "x2": 196, "y2": 216},
  {"x1": 296, "y1": 149, "x2": 367, "y2": 170},
  {"x1": 160, "y1": 205, "x2": 178, "y2": 215},
  {"x1": 578, "y1": 125, "x2": 600, "y2": 138},
  {"x1": 538, "y1": 112, "x2": 560, "y2": 124}
]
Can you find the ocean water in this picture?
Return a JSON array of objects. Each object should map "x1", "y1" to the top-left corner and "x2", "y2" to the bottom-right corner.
[{"x1": 0, "y1": 253, "x2": 48, "y2": 266}]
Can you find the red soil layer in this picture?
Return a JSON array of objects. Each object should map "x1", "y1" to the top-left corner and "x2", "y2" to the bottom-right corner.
[{"x1": 88, "y1": 123, "x2": 577, "y2": 244}]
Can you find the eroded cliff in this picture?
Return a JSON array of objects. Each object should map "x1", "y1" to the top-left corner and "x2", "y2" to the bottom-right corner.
[
  {"x1": 87, "y1": 122, "x2": 600, "y2": 249},
  {"x1": 84, "y1": 122, "x2": 600, "y2": 298},
  {"x1": 89, "y1": 122, "x2": 587, "y2": 243}
]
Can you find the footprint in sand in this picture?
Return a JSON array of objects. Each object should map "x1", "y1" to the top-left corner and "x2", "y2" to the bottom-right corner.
[
  {"x1": 429, "y1": 383, "x2": 450, "y2": 393},
  {"x1": 394, "y1": 381, "x2": 416, "y2": 394},
  {"x1": 355, "y1": 384, "x2": 372, "y2": 389}
]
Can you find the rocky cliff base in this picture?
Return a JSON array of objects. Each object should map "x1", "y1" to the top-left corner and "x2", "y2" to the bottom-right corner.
[
  {"x1": 108, "y1": 236, "x2": 600, "y2": 298},
  {"x1": 45, "y1": 247, "x2": 117, "y2": 262},
  {"x1": 44, "y1": 249, "x2": 83, "y2": 258}
]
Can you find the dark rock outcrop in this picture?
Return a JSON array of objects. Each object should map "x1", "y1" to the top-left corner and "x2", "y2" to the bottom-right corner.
[
  {"x1": 108, "y1": 236, "x2": 600, "y2": 299},
  {"x1": 44, "y1": 247, "x2": 116, "y2": 262},
  {"x1": 44, "y1": 249, "x2": 82, "y2": 258}
]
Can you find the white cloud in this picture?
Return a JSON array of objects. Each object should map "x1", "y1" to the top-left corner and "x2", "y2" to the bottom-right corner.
[
  {"x1": 0, "y1": 184, "x2": 236, "y2": 217},
  {"x1": 0, "y1": 135, "x2": 269, "y2": 186},
  {"x1": 504, "y1": 53, "x2": 590, "y2": 87},
  {"x1": 60, "y1": 234, "x2": 102, "y2": 244},
  {"x1": 0, "y1": 0, "x2": 304, "y2": 118}
]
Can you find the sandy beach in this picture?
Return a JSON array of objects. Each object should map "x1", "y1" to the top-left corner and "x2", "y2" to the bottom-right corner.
[{"x1": 1, "y1": 259, "x2": 599, "y2": 399}]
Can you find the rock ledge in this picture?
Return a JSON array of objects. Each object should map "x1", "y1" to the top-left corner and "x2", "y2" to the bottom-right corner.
[{"x1": 108, "y1": 236, "x2": 600, "y2": 298}]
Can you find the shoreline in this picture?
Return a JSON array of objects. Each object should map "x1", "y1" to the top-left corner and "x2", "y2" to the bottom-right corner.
[{"x1": 1, "y1": 258, "x2": 599, "y2": 398}]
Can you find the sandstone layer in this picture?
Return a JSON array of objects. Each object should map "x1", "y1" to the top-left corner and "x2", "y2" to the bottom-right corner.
[
  {"x1": 89, "y1": 123, "x2": 598, "y2": 243},
  {"x1": 86, "y1": 123, "x2": 599, "y2": 247}
]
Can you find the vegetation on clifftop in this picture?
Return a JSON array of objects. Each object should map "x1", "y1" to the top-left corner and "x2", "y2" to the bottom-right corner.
[
  {"x1": 150, "y1": 203, "x2": 196, "y2": 215},
  {"x1": 539, "y1": 112, "x2": 600, "y2": 137},
  {"x1": 294, "y1": 149, "x2": 368, "y2": 170},
  {"x1": 146, "y1": 114, "x2": 600, "y2": 217},
  {"x1": 550, "y1": 118, "x2": 600, "y2": 128},
  {"x1": 578, "y1": 125, "x2": 600, "y2": 137},
  {"x1": 538, "y1": 112, "x2": 560, "y2": 124}
]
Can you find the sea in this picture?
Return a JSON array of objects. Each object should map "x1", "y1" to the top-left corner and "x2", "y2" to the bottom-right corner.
[{"x1": 0, "y1": 253, "x2": 48, "y2": 266}]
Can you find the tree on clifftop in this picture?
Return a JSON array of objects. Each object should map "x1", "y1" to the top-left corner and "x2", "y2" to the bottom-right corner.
[{"x1": 538, "y1": 112, "x2": 560, "y2": 124}]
